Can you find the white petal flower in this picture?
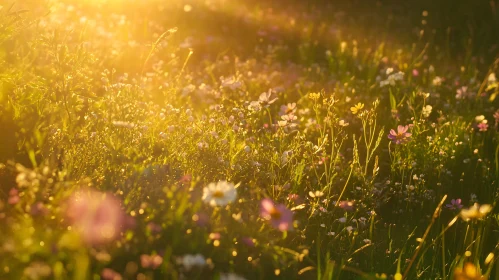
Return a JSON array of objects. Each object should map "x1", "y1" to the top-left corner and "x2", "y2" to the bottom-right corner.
[
  {"x1": 182, "y1": 84, "x2": 196, "y2": 95},
  {"x1": 180, "y1": 254, "x2": 206, "y2": 271},
  {"x1": 281, "y1": 150, "x2": 292, "y2": 164},
  {"x1": 338, "y1": 119, "x2": 349, "y2": 127},
  {"x1": 202, "y1": 181, "x2": 237, "y2": 207},
  {"x1": 220, "y1": 273, "x2": 247, "y2": 280},
  {"x1": 220, "y1": 76, "x2": 242, "y2": 90},
  {"x1": 432, "y1": 76, "x2": 442, "y2": 86},
  {"x1": 422, "y1": 105, "x2": 432, "y2": 118},
  {"x1": 488, "y1": 73, "x2": 496, "y2": 84},
  {"x1": 248, "y1": 101, "x2": 262, "y2": 111},
  {"x1": 475, "y1": 115, "x2": 485, "y2": 123}
]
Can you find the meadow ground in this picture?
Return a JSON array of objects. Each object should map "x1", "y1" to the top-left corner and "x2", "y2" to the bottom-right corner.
[{"x1": 0, "y1": 0, "x2": 499, "y2": 279}]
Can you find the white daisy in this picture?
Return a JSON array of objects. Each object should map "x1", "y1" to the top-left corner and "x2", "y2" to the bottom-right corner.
[{"x1": 202, "y1": 181, "x2": 237, "y2": 207}]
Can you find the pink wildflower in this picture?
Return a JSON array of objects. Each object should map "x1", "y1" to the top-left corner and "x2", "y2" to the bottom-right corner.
[
  {"x1": 140, "y1": 254, "x2": 163, "y2": 269},
  {"x1": 477, "y1": 122, "x2": 488, "y2": 132},
  {"x1": 388, "y1": 125, "x2": 412, "y2": 144},
  {"x1": 8, "y1": 188, "x2": 19, "y2": 205},
  {"x1": 66, "y1": 189, "x2": 125, "y2": 245},
  {"x1": 260, "y1": 198, "x2": 293, "y2": 232},
  {"x1": 287, "y1": 193, "x2": 301, "y2": 202},
  {"x1": 456, "y1": 86, "x2": 474, "y2": 99},
  {"x1": 101, "y1": 268, "x2": 122, "y2": 280},
  {"x1": 338, "y1": 201, "x2": 355, "y2": 211},
  {"x1": 493, "y1": 110, "x2": 499, "y2": 128}
]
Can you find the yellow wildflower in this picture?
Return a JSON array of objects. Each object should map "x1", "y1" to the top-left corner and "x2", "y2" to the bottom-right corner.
[
  {"x1": 453, "y1": 262, "x2": 486, "y2": 280},
  {"x1": 350, "y1": 103, "x2": 364, "y2": 114},
  {"x1": 309, "y1": 92, "x2": 320, "y2": 101},
  {"x1": 459, "y1": 203, "x2": 492, "y2": 221}
]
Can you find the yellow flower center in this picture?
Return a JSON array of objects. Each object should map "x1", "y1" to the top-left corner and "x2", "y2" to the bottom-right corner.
[
  {"x1": 396, "y1": 133, "x2": 405, "y2": 139},
  {"x1": 269, "y1": 208, "x2": 282, "y2": 220},
  {"x1": 212, "y1": 190, "x2": 225, "y2": 198}
]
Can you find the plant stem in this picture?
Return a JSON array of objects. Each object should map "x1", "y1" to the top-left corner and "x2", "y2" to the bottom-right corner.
[{"x1": 403, "y1": 195, "x2": 447, "y2": 278}]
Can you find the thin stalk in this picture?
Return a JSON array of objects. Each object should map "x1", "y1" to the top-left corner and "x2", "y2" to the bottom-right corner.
[
  {"x1": 334, "y1": 164, "x2": 353, "y2": 207},
  {"x1": 403, "y1": 195, "x2": 447, "y2": 278},
  {"x1": 141, "y1": 29, "x2": 176, "y2": 77},
  {"x1": 442, "y1": 225, "x2": 446, "y2": 280},
  {"x1": 317, "y1": 232, "x2": 321, "y2": 280}
]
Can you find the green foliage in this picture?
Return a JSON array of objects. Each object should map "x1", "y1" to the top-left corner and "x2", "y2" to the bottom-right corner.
[{"x1": 0, "y1": 0, "x2": 498, "y2": 279}]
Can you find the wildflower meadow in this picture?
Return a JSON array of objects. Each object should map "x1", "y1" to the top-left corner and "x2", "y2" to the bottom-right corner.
[{"x1": 1, "y1": 0, "x2": 499, "y2": 279}]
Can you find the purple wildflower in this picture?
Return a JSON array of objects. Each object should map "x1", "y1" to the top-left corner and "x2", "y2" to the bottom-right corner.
[
  {"x1": 388, "y1": 125, "x2": 412, "y2": 144},
  {"x1": 446, "y1": 199, "x2": 463, "y2": 210},
  {"x1": 241, "y1": 237, "x2": 256, "y2": 247},
  {"x1": 31, "y1": 202, "x2": 49, "y2": 216},
  {"x1": 146, "y1": 222, "x2": 162, "y2": 234},
  {"x1": 260, "y1": 198, "x2": 293, "y2": 232},
  {"x1": 193, "y1": 212, "x2": 210, "y2": 227}
]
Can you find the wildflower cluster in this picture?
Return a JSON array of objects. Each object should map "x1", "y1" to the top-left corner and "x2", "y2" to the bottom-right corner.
[{"x1": 0, "y1": 1, "x2": 498, "y2": 279}]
